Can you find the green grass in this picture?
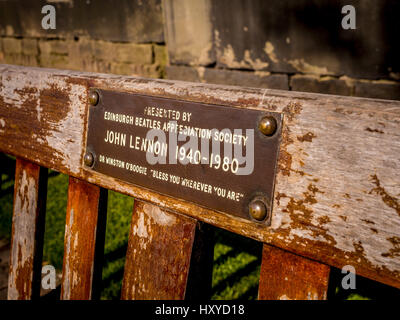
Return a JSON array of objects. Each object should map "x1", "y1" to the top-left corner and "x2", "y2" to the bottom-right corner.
[
  {"x1": 42, "y1": 172, "x2": 68, "y2": 269},
  {"x1": 1, "y1": 157, "x2": 399, "y2": 300},
  {"x1": 211, "y1": 231, "x2": 261, "y2": 300},
  {"x1": 0, "y1": 174, "x2": 13, "y2": 239}
]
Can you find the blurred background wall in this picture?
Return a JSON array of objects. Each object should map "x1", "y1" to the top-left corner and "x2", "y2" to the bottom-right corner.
[{"x1": 0, "y1": 0, "x2": 399, "y2": 100}]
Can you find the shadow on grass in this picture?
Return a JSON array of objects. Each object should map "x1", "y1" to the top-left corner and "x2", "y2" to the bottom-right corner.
[
  {"x1": 100, "y1": 243, "x2": 128, "y2": 298},
  {"x1": 211, "y1": 259, "x2": 261, "y2": 297},
  {"x1": 211, "y1": 228, "x2": 263, "y2": 300}
]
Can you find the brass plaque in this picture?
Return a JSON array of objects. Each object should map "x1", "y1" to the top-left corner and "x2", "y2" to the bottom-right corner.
[{"x1": 85, "y1": 89, "x2": 282, "y2": 224}]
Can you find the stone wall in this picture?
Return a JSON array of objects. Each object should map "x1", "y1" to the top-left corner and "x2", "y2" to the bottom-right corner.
[
  {"x1": 0, "y1": 0, "x2": 399, "y2": 100},
  {"x1": 0, "y1": 0, "x2": 167, "y2": 78},
  {"x1": 0, "y1": 37, "x2": 167, "y2": 78}
]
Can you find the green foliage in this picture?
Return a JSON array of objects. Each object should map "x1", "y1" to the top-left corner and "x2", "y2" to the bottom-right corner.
[
  {"x1": 100, "y1": 190, "x2": 133, "y2": 299},
  {"x1": 211, "y1": 230, "x2": 262, "y2": 300},
  {"x1": 0, "y1": 174, "x2": 14, "y2": 239},
  {"x1": 42, "y1": 172, "x2": 68, "y2": 269}
]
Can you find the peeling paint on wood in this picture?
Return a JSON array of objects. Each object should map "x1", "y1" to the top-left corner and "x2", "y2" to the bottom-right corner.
[
  {"x1": 8, "y1": 158, "x2": 47, "y2": 300},
  {"x1": 1, "y1": 64, "x2": 400, "y2": 288},
  {"x1": 60, "y1": 177, "x2": 107, "y2": 300},
  {"x1": 121, "y1": 201, "x2": 196, "y2": 300},
  {"x1": 258, "y1": 245, "x2": 330, "y2": 300}
]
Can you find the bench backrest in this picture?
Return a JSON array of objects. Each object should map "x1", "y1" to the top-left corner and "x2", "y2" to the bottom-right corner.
[{"x1": 1, "y1": 64, "x2": 400, "y2": 299}]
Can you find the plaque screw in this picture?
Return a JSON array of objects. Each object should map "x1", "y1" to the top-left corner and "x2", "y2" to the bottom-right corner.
[
  {"x1": 84, "y1": 152, "x2": 94, "y2": 167},
  {"x1": 258, "y1": 116, "x2": 277, "y2": 136},
  {"x1": 249, "y1": 199, "x2": 268, "y2": 221},
  {"x1": 88, "y1": 90, "x2": 99, "y2": 106}
]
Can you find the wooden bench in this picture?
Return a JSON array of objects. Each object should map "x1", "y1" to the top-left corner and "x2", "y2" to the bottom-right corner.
[{"x1": 1, "y1": 64, "x2": 399, "y2": 300}]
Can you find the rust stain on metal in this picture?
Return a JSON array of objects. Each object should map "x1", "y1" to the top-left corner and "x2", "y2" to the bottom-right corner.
[{"x1": 369, "y1": 174, "x2": 400, "y2": 216}]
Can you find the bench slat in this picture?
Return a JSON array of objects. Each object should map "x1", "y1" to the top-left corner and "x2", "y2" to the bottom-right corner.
[
  {"x1": 8, "y1": 158, "x2": 47, "y2": 300},
  {"x1": 258, "y1": 245, "x2": 330, "y2": 300},
  {"x1": 60, "y1": 177, "x2": 107, "y2": 300},
  {"x1": 121, "y1": 201, "x2": 198, "y2": 300}
]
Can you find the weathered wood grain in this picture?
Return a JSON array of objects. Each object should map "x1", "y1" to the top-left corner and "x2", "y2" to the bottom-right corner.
[
  {"x1": 0, "y1": 64, "x2": 400, "y2": 288},
  {"x1": 60, "y1": 177, "x2": 107, "y2": 300},
  {"x1": 121, "y1": 200, "x2": 197, "y2": 300},
  {"x1": 8, "y1": 158, "x2": 47, "y2": 300},
  {"x1": 258, "y1": 245, "x2": 330, "y2": 300}
]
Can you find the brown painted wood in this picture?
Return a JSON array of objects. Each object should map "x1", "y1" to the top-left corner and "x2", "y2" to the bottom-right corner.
[
  {"x1": 60, "y1": 177, "x2": 107, "y2": 300},
  {"x1": 8, "y1": 158, "x2": 47, "y2": 300},
  {"x1": 258, "y1": 245, "x2": 330, "y2": 300},
  {"x1": 1, "y1": 64, "x2": 400, "y2": 288},
  {"x1": 121, "y1": 200, "x2": 198, "y2": 300}
]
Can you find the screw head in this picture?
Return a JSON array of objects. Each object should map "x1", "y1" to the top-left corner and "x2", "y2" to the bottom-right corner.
[
  {"x1": 84, "y1": 152, "x2": 94, "y2": 167},
  {"x1": 258, "y1": 116, "x2": 277, "y2": 136},
  {"x1": 249, "y1": 199, "x2": 268, "y2": 221},
  {"x1": 88, "y1": 90, "x2": 99, "y2": 106}
]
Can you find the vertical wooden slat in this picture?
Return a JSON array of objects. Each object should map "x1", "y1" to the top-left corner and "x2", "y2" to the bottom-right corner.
[
  {"x1": 258, "y1": 245, "x2": 330, "y2": 300},
  {"x1": 121, "y1": 200, "x2": 200, "y2": 300},
  {"x1": 8, "y1": 158, "x2": 48, "y2": 300},
  {"x1": 60, "y1": 177, "x2": 107, "y2": 300}
]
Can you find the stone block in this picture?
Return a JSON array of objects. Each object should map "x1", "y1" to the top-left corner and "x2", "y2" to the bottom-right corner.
[
  {"x1": 165, "y1": 65, "x2": 201, "y2": 82},
  {"x1": 2, "y1": 37, "x2": 21, "y2": 54},
  {"x1": 354, "y1": 80, "x2": 400, "y2": 101},
  {"x1": 22, "y1": 38, "x2": 38, "y2": 55},
  {"x1": 39, "y1": 40, "x2": 68, "y2": 55},
  {"x1": 203, "y1": 68, "x2": 288, "y2": 90},
  {"x1": 290, "y1": 75, "x2": 353, "y2": 96}
]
